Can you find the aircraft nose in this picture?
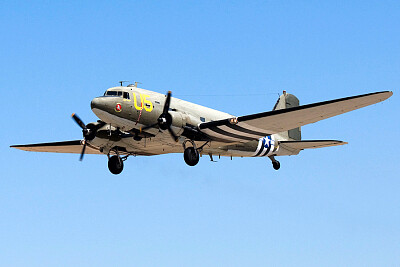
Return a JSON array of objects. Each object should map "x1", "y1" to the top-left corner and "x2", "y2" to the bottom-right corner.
[{"x1": 91, "y1": 97, "x2": 107, "y2": 110}]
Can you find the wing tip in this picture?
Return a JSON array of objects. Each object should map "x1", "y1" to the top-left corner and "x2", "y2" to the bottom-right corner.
[
  {"x1": 10, "y1": 145, "x2": 31, "y2": 152},
  {"x1": 372, "y1": 90, "x2": 393, "y2": 101}
]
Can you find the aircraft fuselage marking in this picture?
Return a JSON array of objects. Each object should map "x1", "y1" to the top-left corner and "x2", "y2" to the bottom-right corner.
[{"x1": 133, "y1": 93, "x2": 153, "y2": 112}]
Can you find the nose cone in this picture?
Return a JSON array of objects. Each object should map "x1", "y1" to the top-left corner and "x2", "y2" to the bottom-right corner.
[{"x1": 91, "y1": 97, "x2": 107, "y2": 111}]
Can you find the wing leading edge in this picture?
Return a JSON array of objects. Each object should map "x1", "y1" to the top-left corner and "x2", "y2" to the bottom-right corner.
[{"x1": 199, "y1": 91, "x2": 392, "y2": 142}]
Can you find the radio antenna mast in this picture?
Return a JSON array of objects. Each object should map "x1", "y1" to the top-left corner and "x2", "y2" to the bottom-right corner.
[
  {"x1": 134, "y1": 81, "x2": 142, "y2": 87},
  {"x1": 118, "y1": 81, "x2": 129, "y2": 86}
]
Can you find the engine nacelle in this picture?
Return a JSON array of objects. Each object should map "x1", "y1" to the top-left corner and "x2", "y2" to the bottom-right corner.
[{"x1": 169, "y1": 111, "x2": 186, "y2": 136}]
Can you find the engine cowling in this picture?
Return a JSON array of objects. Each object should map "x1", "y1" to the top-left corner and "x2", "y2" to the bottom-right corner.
[{"x1": 169, "y1": 111, "x2": 186, "y2": 135}]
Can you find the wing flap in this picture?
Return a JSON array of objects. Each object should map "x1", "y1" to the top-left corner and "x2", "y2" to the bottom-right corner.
[
  {"x1": 199, "y1": 91, "x2": 392, "y2": 142},
  {"x1": 10, "y1": 140, "x2": 102, "y2": 154}
]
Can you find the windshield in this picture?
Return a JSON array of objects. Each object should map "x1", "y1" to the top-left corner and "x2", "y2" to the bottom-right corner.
[{"x1": 104, "y1": 91, "x2": 130, "y2": 99}]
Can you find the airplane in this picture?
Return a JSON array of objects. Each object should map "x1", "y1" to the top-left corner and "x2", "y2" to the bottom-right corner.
[{"x1": 10, "y1": 83, "x2": 393, "y2": 174}]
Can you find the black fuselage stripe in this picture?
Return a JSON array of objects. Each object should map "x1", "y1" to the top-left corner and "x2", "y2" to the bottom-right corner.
[
  {"x1": 260, "y1": 145, "x2": 271, "y2": 157},
  {"x1": 208, "y1": 127, "x2": 256, "y2": 141},
  {"x1": 225, "y1": 124, "x2": 270, "y2": 137},
  {"x1": 254, "y1": 144, "x2": 265, "y2": 157}
]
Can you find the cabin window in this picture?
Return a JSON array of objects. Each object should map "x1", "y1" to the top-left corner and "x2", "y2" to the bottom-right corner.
[{"x1": 123, "y1": 92, "x2": 130, "y2": 99}]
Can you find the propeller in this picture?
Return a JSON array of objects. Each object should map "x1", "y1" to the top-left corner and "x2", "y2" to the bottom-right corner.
[
  {"x1": 71, "y1": 113, "x2": 95, "y2": 161},
  {"x1": 141, "y1": 91, "x2": 179, "y2": 142}
]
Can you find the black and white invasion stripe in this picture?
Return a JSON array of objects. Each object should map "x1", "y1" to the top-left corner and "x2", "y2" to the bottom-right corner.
[
  {"x1": 252, "y1": 135, "x2": 277, "y2": 157},
  {"x1": 200, "y1": 122, "x2": 272, "y2": 142}
]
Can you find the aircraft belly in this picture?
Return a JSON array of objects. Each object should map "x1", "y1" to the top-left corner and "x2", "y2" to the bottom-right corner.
[
  {"x1": 123, "y1": 136, "x2": 183, "y2": 155},
  {"x1": 89, "y1": 133, "x2": 183, "y2": 156}
]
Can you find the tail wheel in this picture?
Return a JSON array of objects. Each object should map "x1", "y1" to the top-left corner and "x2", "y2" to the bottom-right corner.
[
  {"x1": 184, "y1": 147, "x2": 199, "y2": 166},
  {"x1": 108, "y1": 155, "x2": 124, "y2": 174},
  {"x1": 272, "y1": 160, "x2": 280, "y2": 170}
]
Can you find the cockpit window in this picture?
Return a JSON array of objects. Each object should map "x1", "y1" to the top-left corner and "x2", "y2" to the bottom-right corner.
[
  {"x1": 106, "y1": 91, "x2": 118, "y2": 96},
  {"x1": 104, "y1": 91, "x2": 130, "y2": 98},
  {"x1": 105, "y1": 91, "x2": 121, "y2": 96}
]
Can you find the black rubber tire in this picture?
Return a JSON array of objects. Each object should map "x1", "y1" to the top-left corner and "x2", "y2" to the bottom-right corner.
[
  {"x1": 272, "y1": 161, "x2": 280, "y2": 170},
  {"x1": 108, "y1": 155, "x2": 124, "y2": 175},
  {"x1": 184, "y1": 147, "x2": 199, "y2": 166}
]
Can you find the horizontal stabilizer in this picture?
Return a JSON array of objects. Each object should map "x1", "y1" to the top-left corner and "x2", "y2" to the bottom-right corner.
[{"x1": 279, "y1": 140, "x2": 347, "y2": 150}]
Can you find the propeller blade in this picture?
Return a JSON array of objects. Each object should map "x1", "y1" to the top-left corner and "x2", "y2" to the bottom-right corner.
[
  {"x1": 167, "y1": 126, "x2": 179, "y2": 142},
  {"x1": 79, "y1": 141, "x2": 86, "y2": 161},
  {"x1": 163, "y1": 91, "x2": 172, "y2": 114},
  {"x1": 71, "y1": 113, "x2": 86, "y2": 129}
]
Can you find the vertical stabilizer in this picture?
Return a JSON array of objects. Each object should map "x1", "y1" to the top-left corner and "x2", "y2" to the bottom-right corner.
[{"x1": 272, "y1": 91, "x2": 301, "y2": 141}]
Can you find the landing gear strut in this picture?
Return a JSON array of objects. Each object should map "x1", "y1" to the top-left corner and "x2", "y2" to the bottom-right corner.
[
  {"x1": 269, "y1": 155, "x2": 280, "y2": 170},
  {"x1": 108, "y1": 155, "x2": 124, "y2": 174}
]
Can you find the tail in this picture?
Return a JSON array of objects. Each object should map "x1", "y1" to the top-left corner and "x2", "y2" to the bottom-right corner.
[{"x1": 272, "y1": 91, "x2": 301, "y2": 141}]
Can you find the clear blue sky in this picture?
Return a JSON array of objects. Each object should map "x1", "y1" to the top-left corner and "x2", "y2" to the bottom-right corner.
[{"x1": 1, "y1": 1, "x2": 399, "y2": 266}]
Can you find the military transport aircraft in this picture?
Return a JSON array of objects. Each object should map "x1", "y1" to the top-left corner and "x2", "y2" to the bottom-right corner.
[{"x1": 11, "y1": 83, "x2": 392, "y2": 174}]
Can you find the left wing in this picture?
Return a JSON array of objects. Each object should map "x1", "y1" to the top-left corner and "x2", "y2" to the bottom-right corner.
[
  {"x1": 199, "y1": 91, "x2": 392, "y2": 142},
  {"x1": 10, "y1": 140, "x2": 102, "y2": 154}
]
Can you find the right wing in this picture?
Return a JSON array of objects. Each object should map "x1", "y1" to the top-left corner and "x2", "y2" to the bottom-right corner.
[
  {"x1": 199, "y1": 91, "x2": 392, "y2": 142},
  {"x1": 10, "y1": 140, "x2": 157, "y2": 156},
  {"x1": 10, "y1": 140, "x2": 102, "y2": 154}
]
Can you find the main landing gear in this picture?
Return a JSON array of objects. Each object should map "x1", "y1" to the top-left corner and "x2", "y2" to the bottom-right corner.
[
  {"x1": 108, "y1": 155, "x2": 124, "y2": 174},
  {"x1": 182, "y1": 140, "x2": 206, "y2": 167},
  {"x1": 269, "y1": 155, "x2": 280, "y2": 170},
  {"x1": 184, "y1": 147, "x2": 199, "y2": 166},
  {"x1": 107, "y1": 149, "x2": 129, "y2": 175}
]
